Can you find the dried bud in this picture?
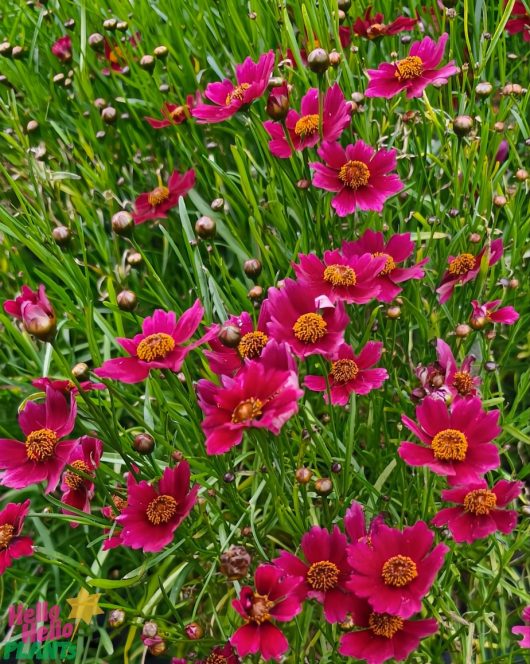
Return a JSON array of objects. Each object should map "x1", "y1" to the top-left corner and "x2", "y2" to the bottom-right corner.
[
  {"x1": 295, "y1": 467, "x2": 313, "y2": 484},
  {"x1": 153, "y1": 45, "x2": 169, "y2": 59},
  {"x1": 210, "y1": 197, "x2": 224, "y2": 211},
  {"x1": 117, "y1": 289, "x2": 137, "y2": 311},
  {"x1": 108, "y1": 609, "x2": 125, "y2": 628},
  {"x1": 455, "y1": 323, "x2": 471, "y2": 337},
  {"x1": 72, "y1": 362, "x2": 89, "y2": 380},
  {"x1": 307, "y1": 48, "x2": 329, "y2": 74},
  {"x1": 453, "y1": 115, "x2": 474, "y2": 137},
  {"x1": 195, "y1": 215, "x2": 216, "y2": 239},
  {"x1": 329, "y1": 51, "x2": 342, "y2": 67},
  {"x1": 88, "y1": 33, "x2": 104, "y2": 51},
  {"x1": 142, "y1": 621, "x2": 158, "y2": 638},
  {"x1": 218, "y1": 324, "x2": 241, "y2": 348},
  {"x1": 386, "y1": 306, "x2": 401, "y2": 319},
  {"x1": 103, "y1": 18, "x2": 117, "y2": 30},
  {"x1": 469, "y1": 315, "x2": 487, "y2": 330},
  {"x1": 185, "y1": 623, "x2": 203, "y2": 640},
  {"x1": 315, "y1": 477, "x2": 333, "y2": 495},
  {"x1": 248, "y1": 285, "x2": 263, "y2": 301},
  {"x1": 266, "y1": 83, "x2": 290, "y2": 120},
  {"x1": 139, "y1": 54, "x2": 155, "y2": 71},
  {"x1": 220, "y1": 545, "x2": 252, "y2": 580},
  {"x1": 52, "y1": 225, "x2": 71, "y2": 245},
  {"x1": 493, "y1": 194, "x2": 507, "y2": 207},
  {"x1": 243, "y1": 258, "x2": 262, "y2": 279},
  {"x1": 515, "y1": 169, "x2": 528, "y2": 182},
  {"x1": 112, "y1": 210, "x2": 134, "y2": 235},
  {"x1": 101, "y1": 106, "x2": 117, "y2": 124},
  {"x1": 475, "y1": 81, "x2": 493, "y2": 98},
  {"x1": 133, "y1": 433, "x2": 155, "y2": 454}
]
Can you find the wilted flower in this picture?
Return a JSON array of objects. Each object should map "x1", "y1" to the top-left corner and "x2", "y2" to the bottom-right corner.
[
  {"x1": 145, "y1": 93, "x2": 201, "y2": 128},
  {"x1": 4, "y1": 284, "x2": 57, "y2": 341},
  {"x1": 132, "y1": 169, "x2": 196, "y2": 224},
  {"x1": 60, "y1": 436, "x2": 103, "y2": 527},
  {"x1": 0, "y1": 500, "x2": 33, "y2": 575},
  {"x1": 51, "y1": 35, "x2": 72, "y2": 62},
  {"x1": 341, "y1": 8, "x2": 417, "y2": 44}
]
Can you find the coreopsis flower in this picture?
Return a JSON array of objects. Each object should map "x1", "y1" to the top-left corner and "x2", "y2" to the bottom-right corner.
[
  {"x1": 305, "y1": 342, "x2": 388, "y2": 405},
  {"x1": 266, "y1": 279, "x2": 349, "y2": 358},
  {"x1": 230, "y1": 564, "x2": 303, "y2": 661},
  {"x1": 197, "y1": 644, "x2": 240, "y2": 664},
  {"x1": 344, "y1": 500, "x2": 385, "y2": 544},
  {"x1": 470, "y1": 299, "x2": 519, "y2": 326},
  {"x1": 310, "y1": 140, "x2": 403, "y2": 216},
  {"x1": 263, "y1": 83, "x2": 351, "y2": 158},
  {"x1": 192, "y1": 51, "x2": 275, "y2": 123},
  {"x1": 495, "y1": 139, "x2": 509, "y2": 163},
  {"x1": 342, "y1": 230, "x2": 428, "y2": 302},
  {"x1": 399, "y1": 396, "x2": 501, "y2": 485},
  {"x1": 4, "y1": 284, "x2": 57, "y2": 341},
  {"x1": 94, "y1": 302, "x2": 209, "y2": 384},
  {"x1": 116, "y1": 462, "x2": 198, "y2": 553},
  {"x1": 145, "y1": 94, "x2": 200, "y2": 128},
  {"x1": 436, "y1": 238, "x2": 504, "y2": 304},
  {"x1": 338, "y1": 596, "x2": 438, "y2": 664},
  {"x1": 512, "y1": 607, "x2": 530, "y2": 648},
  {"x1": 0, "y1": 386, "x2": 78, "y2": 494},
  {"x1": 293, "y1": 250, "x2": 386, "y2": 304},
  {"x1": 365, "y1": 33, "x2": 458, "y2": 99},
  {"x1": 102, "y1": 492, "x2": 130, "y2": 551},
  {"x1": 102, "y1": 33, "x2": 139, "y2": 74},
  {"x1": 506, "y1": 1, "x2": 530, "y2": 41},
  {"x1": 32, "y1": 376, "x2": 106, "y2": 395},
  {"x1": 60, "y1": 436, "x2": 103, "y2": 528},
  {"x1": 274, "y1": 526, "x2": 356, "y2": 623},
  {"x1": 431, "y1": 479, "x2": 523, "y2": 543},
  {"x1": 0, "y1": 500, "x2": 33, "y2": 574},
  {"x1": 132, "y1": 169, "x2": 196, "y2": 224},
  {"x1": 341, "y1": 8, "x2": 417, "y2": 44},
  {"x1": 347, "y1": 521, "x2": 448, "y2": 618},
  {"x1": 197, "y1": 349, "x2": 303, "y2": 455},
  {"x1": 51, "y1": 35, "x2": 72, "y2": 61}
]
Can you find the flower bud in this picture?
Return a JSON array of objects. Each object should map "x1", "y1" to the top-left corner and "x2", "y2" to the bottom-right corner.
[
  {"x1": 195, "y1": 215, "x2": 216, "y2": 239},
  {"x1": 509, "y1": 278, "x2": 519, "y2": 289},
  {"x1": 493, "y1": 194, "x2": 507, "y2": 207},
  {"x1": 484, "y1": 361, "x2": 497, "y2": 372},
  {"x1": 338, "y1": 0, "x2": 352, "y2": 9},
  {"x1": 386, "y1": 306, "x2": 401, "y2": 319},
  {"x1": 101, "y1": 106, "x2": 117, "y2": 124},
  {"x1": 452, "y1": 115, "x2": 474, "y2": 137},
  {"x1": 0, "y1": 41, "x2": 12, "y2": 57},
  {"x1": 11, "y1": 46, "x2": 25, "y2": 59},
  {"x1": 210, "y1": 197, "x2": 224, "y2": 211},
  {"x1": 103, "y1": 18, "x2": 117, "y2": 30},
  {"x1": 329, "y1": 51, "x2": 342, "y2": 67},
  {"x1": 116, "y1": 21, "x2": 128, "y2": 32},
  {"x1": 218, "y1": 324, "x2": 241, "y2": 348},
  {"x1": 133, "y1": 433, "x2": 155, "y2": 454},
  {"x1": 469, "y1": 315, "x2": 487, "y2": 330},
  {"x1": 266, "y1": 83, "x2": 289, "y2": 121},
  {"x1": 220, "y1": 545, "x2": 252, "y2": 580},
  {"x1": 112, "y1": 210, "x2": 134, "y2": 235},
  {"x1": 88, "y1": 33, "x2": 104, "y2": 51},
  {"x1": 515, "y1": 169, "x2": 528, "y2": 182},
  {"x1": 142, "y1": 621, "x2": 158, "y2": 638},
  {"x1": 139, "y1": 54, "x2": 155, "y2": 71},
  {"x1": 52, "y1": 225, "x2": 71, "y2": 245},
  {"x1": 248, "y1": 285, "x2": 263, "y2": 301},
  {"x1": 223, "y1": 471, "x2": 235, "y2": 483},
  {"x1": 307, "y1": 48, "x2": 330, "y2": 74},
  {"x1": 331, "y1": 462, "x2": 342, "y2": 473},
  {"x1": 26, "y1": 120, "x2": 39, "y2": 134},
  {"x1": 315, "y1": 477, "x2": 333, "y2": 495},
  {"x1": 502, "y1": 83, "x2": 524, "y2": 96},
  {"x1": 126, "y1": 251, "x2": 143, "y2": 266},
  {"x1": 108, "y1": 609, "x2": 125, "y2": 628},
  {"x1": 455, "y1": 323, "x2": 471, "y2": 337},
  {"x1": 72, "y1": 362, "x2": 89, "y2": 380},
  {"x1": 475, "y1": 81, "x2": 492, "y2": 98},
  {"x1": 295, "y1": 467, "x2": 313, "y2": 484},
  {"x1": 185, "y1": 623, "x2": 203, "y2": 640},
  {"x1": 297, "y1": 178, "x2": 311, "y2": 189},
  {"x1": 153, "y1": 45, "x2": 168, "y2": 59},
  {"x1": 117, "y1": 289, "x2": 137, "y2": 311},
  {"x1": 148, "y1": 640, "x2": 167, "y2": 657},
  {"x1": 243, "y1": 258, "x2": 262, "y2": 279}
]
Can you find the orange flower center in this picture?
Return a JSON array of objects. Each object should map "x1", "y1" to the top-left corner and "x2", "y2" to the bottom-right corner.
[
  {"x1": 323, "y1": 264, "x2": 357, "y2": 287},
  {"x1": 136, "y1": 333, "x2": 175, "y2": 362},
  {"x1": 306, "y1": 560, "x2": 340, "y2": 591},
  {"x1": 394, "y1": 55, "x2": 424, "y2": 82},
  {"x1": 170, "y1": 104, "x2": 189, "y2": 121},
  {"x1": 331, "y1": 359, "x2": 359, "y2": 384},
  {"x1": 107, "y1": 495, "x2": 128, "y2": 520},
  {"x1": 381, "y1": 555, "x2": 418, "y2": 587},
  {"x1": 0, "y1": 524, "x2": 14, "y2": 550},
  {"x1": 294, "y1": 114, "x2": 320, "y2": 137},
  {"x1": 372, "y1": 252, "x2": 396, "y2": 276},
  {"x1": 25, "y1": 428, "x2": 58, "y2": 462},
  {"x1": 452, "y1": 371, "x2": 473, "y2": 396},
  {"x1": 226, "y1": 83, "x2": 251, "y2": 105},
  {"x1": 431, "y1": 428, "x2": 468, "y2": 461},
  {"x1": 232, "y1": 398, "x2": 263, "y2": 423},
  {"x1": 464, "y1": 489, "x2": 497, "y2": 515},
  {"x1": 108, "y1": 46, "x2": 124, "y2": 65},
  {"x1": 146, "y1": 494, "x2": 178, "y2": 525},
  {"x1": 147, "y1": 186, "x2": 170, "y2": 207},
  {"x1": 248, "y1": 593, "x2": 274, "y2": 624},
  {"x1": 448, "y1": 253, "x2": 475, "y2": 276},
  {"x1": 369, "y1": 612, "x2": 404, "y2": 638},
  {"x1": 238, "y1": 331, "x2": 269, "y2": 359},
  {"x1": 206, "y1": 654, "x2": 227, "y2": 664},
  {"x1": 338, "y1": 160, "x2": 370, "y2": 190},
  {"x1": 367, "y1": 23, "x2": 387, "y2": 39},
  {"x1": 293, "y1": 313, "x2": 327, "y2": 343},
  {"x1": 64, "y1": 460, "x2": 92, "y2": 490}
]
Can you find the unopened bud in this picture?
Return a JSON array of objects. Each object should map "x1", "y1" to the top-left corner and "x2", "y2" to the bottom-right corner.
[
  {"x1": 315, "y1": 477, "x2": 333, "y2": 495},
  {"x1": 195, "y1": 215, "x2": 216, "y2": 239},
  {"x1": 116, "y1": 21, "x2": 128, "y2": 32},
  {"x1": 108, "y1": 609, "x2": 125, "y2": 628},
  {"x1": 329, "y1": 51, "x2": 342, "y2": 67},
  {"x1": 210, "y1": 197, "x2": 224, "y2": 211},
  {"x1": 127, "y1": 251, "x2": 143, "y2": 266},
  {"x1": 266, "y1": 83, "x2": 289, "y2": 120},
  {"x1": 453, "y1": 115, "x2": 474, "y2": 137},
  {"x1": 133, "y1": 433, "x2": 155, "y2": 454},
  {"x1": 307, "y1": 48, "x2": 329, "y2": 74},
  {"x1": 112, "y1": 210, "x2": 134, "y2": 235},
  {"x1": 493, "y1": 194, "x2": 507, "y2": 207},
  {"x1": 515, "y1": 169, "x2": 528, "y2": 182},
  {"x1": 243, "y1": 258, "x2": 262, "y2": 279},
  {"x1": 185, "y1": 623, "x2": 203, "y2": 640},
  {"x1": 386, "y1": 306, "x2": 401, "y2": 319},
  {"x1": 103, "y1": 18, "x2": 117, "y2": 30},
  {"x1": 148, "y1": 640, "x2": 167, "y2": 657},
  {"x1": 142, "y1": 621, "x2": 158, "y2": 638},
  {"x1": 248, "y1": 285, "x2": 263, "y2": 301},
  {"x1": 295, "y1": 467, "x2": 313, "y2": 484},
  {"x1": 117, "y1": 290, "x2": 137, "y2": 311},
  {"x1": 470, "y1": 315, "x2": 487, "y2": 330},
  {"x1": 218, "y1": 324, "x2": 241, "y2": 348},
  {"x1": 455, "y1": 323, "x2": 471, "y2": 337},
  {"x1": 52, "y1": 225, "x2": 71, "y2": 245},
  {"x1": 72, "y1": 362, "x2": 89, "y2": 380},
  {"x1": 153, "y1": 45, "x2": 168, "y2": 59},
  {"x1": 88, "y1": 33, "x2": 104, "y2": 51},
  {"x1": 475, "y1": 81, "x2": 493, "y2": 98},
  {"x1": 101, "y1": 107, "x2": 117, "y2": 124},
  {"x1": 139, "y1": 54, "x2": 155, "y2": 71}
]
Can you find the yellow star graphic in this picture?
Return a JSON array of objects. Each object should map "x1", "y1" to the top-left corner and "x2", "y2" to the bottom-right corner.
[{"x1": 66, "y1": 588, "x2": 104, "y2": 634}]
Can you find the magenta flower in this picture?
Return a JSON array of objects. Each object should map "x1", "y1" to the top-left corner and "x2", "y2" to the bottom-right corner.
[
  {"x1": 347, "y1": 521, "x2": 448, "y2": 618},
  {"x1": 471, "y1": 299, "x2": 519, "y2": 326},
  {"x1": 399, "y1": 396, "x2": 501, "y2": 485},
  {"x1": 266, "y1": 279, "x2": 349, "y2": 358},
  {"x1": 195, "y1": 644, "x2": 240, "y2": 664},
  {"x1": 192, "y1": 51, "x2": 275, "y2": 124},
  {"x1": 102, "y1": 34, "x2": 139, "y2": 75},
  {"x1": 0, "y1": 386, "x2": 78, "y2": 494},
  {"x1": 230, "y1": 564, "x2": 303, "y2": 661},
  {"x1": 94, "y1": 302, "x2": 209, "y2": 384},
  {"x1": 495, "y1": 139, "x2": 509, "y2": 164},
  {"x1": 344, "y1": 500, "x2": 385, "y2": 544},
  {"x1": 263, "y1": 84, "x2": 351, "y2": 158},
  {"x1": 293, "y1": 250, "x2": 386, "y2": 304},
  {"x1": 305, "y1": 342, "x2": 388, "y2": 405},
  {"x1": 102, "y1": 491, "x2": 130, "y2": 551},
  {"x1": 145, "y1": 94, "x2": 200, "y2": 128},
  {"x1": 342, "y1": 230, "x2": 428, "y2": 302},
  {"x1": 132, "y1": 169, "x2": 196, "y2": 224},
  {"x1": 60, "y1": 436, "x2": 103, "y2": 528},
  {"x1": 51, "y1": 35, "x2": 72, "y2": 62},
  {"x1": 365, "y1": 33, "x2": 458, "y2": 99},
  {"x1": 436, "y1": 238, "x2": 503, "y2": 304},
  {"x1": 32, "y1": 376, "x2": 106, "y2": 395},
  {"x1": 338, "y1": 596, "x2": 438, "y2": 664},
  {"x1": 353, "y1": 8, "x2": 417, "y2": 40},
  {"x1": 197, "y1": 348, "x2": 303, "y2": 455},
  {"x1": 0, "y1": 500, "x2": 33, "y2": 575},
  {"x1": 4, "y1": 284, "x2": 57, "y2": 341},
  {"x1": 116, "y1": 462, "x2": 198, "y2": 553},
  {"x1": 512, "y1": 607, "x2": 530, "y2": 648},
  {"x1": 274, "y1": 526, "x2": 356, "y2": 623},
  {"x1": 265, "y1": 82, "x2": 290, "y2": 120},
  {"x1": 431, "y1": 479, "x2": 523, "y2": 543},
  {"x1": 506, "y1": 2, "x2": 530, "y2": 41},
  {"x1": 310, "y1": 140, "x2": 403, "y2": 216}
]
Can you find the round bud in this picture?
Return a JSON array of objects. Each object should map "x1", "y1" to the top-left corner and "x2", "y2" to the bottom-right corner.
[
  {"x1": 185, "y1": 623, "x2": 203, "y2": 640},
  {"x1": 314, "y1": 477, "x2": 333, "y2": 495},
  {"x1": 502, "y1": 83, "x2": 523, "y2": 96},
  {"x1": 210, "y1": 197, "x2": 224, "y2": 211},
  {"x1": 195, "y1": 215, "x2": 216, "y2": 239},
  {"x1": 220, "y1": 545, "x2": 252, "y2": 580},
  {"x1": 470, "y1": 315, "x2": 487, "y2": 330},
  {"x1": 295, "y1": 467, "x2": 313, "y2": 484},
  {"x1": 53, "y1": 73, "x2": 65, "y2": 85},
  {"x1": 386, "y1": 306, "x2": 401, "y2": 319},
  {"x1": 117, "y1": 289, "x2": 137, "y2": 311},
  {"x1": 297, "y1": 178, "x2": 311, "y2": 189},
  {"x1": 126, "y1": 251, "x2": 143, "y2": 266},
  {"x1": 515, "y1": 169, "x2": 528, "y2": 182},
  {"x1": 223, "y1": 472, "x2": 235, "y2": 483},
  {"x1": 133, "y1": 433, "x2": 155, "y2": 454},
  {"x1": 455, "y1": 323, "x2": 471, "y2": 337},
  {"x1": 469, "y1": 232, "x2": 481, "y2": 243},
  {"x1": 243, "y1": 258, "x2": 262, "y2": 279},
  {"x1": 96, "y1": 130, "x2": 106, "y2": 141},
  {"x1": 307, "y1": 48, "x2": 330, "y2": 74},
  {"x1": 475, "y1": 81, "x2": 492, "y2": 98},
  {"x1": 331, "y1": 462, "x2": 342, "y2": 474},
  {"x1": 94, "y1": 97, "x2": 107, "y2": 109},
  {"x1": 139, "y1": 54, "x2": 155, "y2": 71},
  {"x1": 11, "y1": 46, "x2": 25, "y2": 59},
  {"x1": 26, "y1": 120, "x2": 39, "y2": 134},
  {"x1": 172, "y1": 450, "x2": 184, "y2": 462},
  {"x1": 493, "y1": 195, "x2": 507, "y2": 207},
  {"x1": 101, "y1": 106, "x2": 117, "y2": 124},
  {"x1": 112, "y1": 210, "x2": 134, "y2": 235},
  {"x1": 108, "y1": 609, "x2": 125, "y2": 628},
  {"x1": 148, "y1": 641, "x2": 167, "y2": 657},
  {"x1": 88, "y1": 33, "x2": 104, "y2": 51},
  {"x1": 338, "y1": 9, "x2": 347, "y2": 22},
  {"x1": 103, "y1": 18, "x2": 117, "y2": 30},
  {"x1": 248, "y1": 285, "x2": 263, "y2": 301},
  {"x1": 484, "y1": 361, "x2": 497, "y2": 372},
  {"x1": 338, "y1": 0, "x2": 352, "y2": 10},
  {"x1": 52, "y1": 225, "x2": 71, "y2": 245},
  {"x1": 509, "y1": 278, "x2": 519, "y2": 289},
  {"x1": 0, "y1": 41, "x2": 12, "y2": 57},
  {"x1": 453, "y1": 115, "x2": 474, "y2": 137},
  {"x1": 218, "y1": 324, "x2": 241, "y2": 348},
  {"x1": 72, "y1": 362, "x2": 89, "y2": 380},
  {"x1": 116, "y1": 21, "x2": 128, "y2": 31},
  {"x1": 153, "y1": 45, "x2": 169, "y2": 59},
  {"x1": 329, "y1": 51, "x2": 342, "y2": 67},
  {"x1": 494, "y1": 121, "x2": 505, "y2": 133}
]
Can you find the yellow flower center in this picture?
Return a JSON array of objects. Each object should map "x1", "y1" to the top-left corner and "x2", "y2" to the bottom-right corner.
[
  {"x1": 452, "y1": 371, "x2": 473, "y2": 396},
  {"x1": 394, "y1": 55, "x2": 424, "y2": 82},
  {"x1": 369, "y1": 612, "x2": 405, "y2": 638},
  {"x1": 248, "y1": 593, "x2": 273, "y2": 624},
  {"x1": 147, "y1": 186, "x2": 170, "y2": 207},
  {"x1": 306, "y1": 560, "x2": 340, "y2": 591},
  {"x1": 108, "y1": 46, "x2": 124, "y2": 65},
  {"x1": 294, "y1": 114, "x2": 320, "y2": 137},
  {"x1": 331, "y1": 359, "x2": 359, "y2": 384},
  {"x1": 293, "y1": 313, "x2": 327, "y2": 343},
  {"x1": 136, "y1": 333, "x2": 175, "y2": 362},
  {"x1": 448, "y1": 253, "x2": 475, "y2": 276},
  {"x1": 0, "y1": 524, "x2": 14, "y2": 550},
  {"x1": 381, "y1": 555, "x2": 418, "y2": 587},
  {"x1": 338, "y1": 160, "x2": 370, "y2": 190},
  {"x1": 226, "y1": 83, "x2": 251, "y2": 105},
  {"x1": 146, "y1": 494, "x2": 178, "y2": 525},
  {"x1": 431, "y1": 428, "x2": 468, "y2": 462},
  {"x1": 64, "y1": 460, "x2": 92, "y2": 490},
  {"x1": 463, "y1": 489, "x2": 497, "y2": 515},
  {"x1": 170, "y1": 104, "x2": 189, "y2": 120},
  {"x1": 372, "y1": 252, "x2": 396, "y2": 276},
  {"x1": 232, "y1": 398, "x2": 263, "y2": 423},
  {"x1": 25, "y1": 428, "x2": 58, "y2": 462},
  {"x1": 367, "y1": 23, "x2": 387, "y2": 39},
  {"x1": 107, "y1": 495, "x2": 128, "y2": 520},
  {"x1": 238, "y1": 331, "x2": 269, "y2": 359},
  {"x1": 206, "y1": 654, "x2": 227, "y2": 664},
  {"x1": 323, "y1": 264, "x2": 357, "y2": 287}
]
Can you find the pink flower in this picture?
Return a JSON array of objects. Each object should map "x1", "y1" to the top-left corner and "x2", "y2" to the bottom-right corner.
[
  {"x1": 512, "y1": 606, "x2": 530, "y2": 648},
  {"x1": 32, "y1": 376, "x2": 106, "y2": 395},
  {"x1": 145, "y1": 94, "x2": 201, "y2": 128},
  {"x1": 263, "y1": 84, "x2": 351, "y2": 158},
  {"x1": 60, "y1": 436, "x2": 103, "y2": 528},
  {"x1": 94, "y1": 302, "x2": 208, "y2": 384},
  {"x1": 310, "y1": 141, "x2": 403, "y2": 216},
  {"x1": 192, "y1": 51, "x2": 275, "y2": 123},
  {"x1": 51, "y1": 36, "x2": 72, "y2": 62},
  {"x1": 344, "y1": 500, "x2": 385, "y2": 544},
  {"x1": 196, "y1": 643, "x2": 240, "y2": 664},
  {"x1": 4, "y1": 284, "x2": 57, "y2": 341},
  {"x1": 431, "y1": 479, "x2": 523, "y2": 543},
  {"x1": 305, "y1": 342, "x2": 388, "y2": 405},
  {"x1": 0, "y1": 500, "x2": 33, "y2": 575},
  {"x1": 436, "y1": 238, "x2": 504, "y2": 304},
  {"x1": 230, "y1": 564, "x2": 303, "y2": 661},
  {"x1": 266, "y1": 279, "x2": 349, "y2": 358},
  {"x1": 399, "y1": 397, "x2": 501, "y2": 485},
  {"x1": 293, "y1": 250, "x2": 386, "y2": 304},
  {"x1": 365, "y1": 33, "x2": 458, "y2": 99},
  {"x1": 344, "y1": 8, "x2": 417, "y2": 43},
  {"x1": 342, "y1": 230, "x2": 428, "y2": 302},
  {"x1": 197, "y1": 346, "x2": 303, "y2": 455},
  {"x1": 274, "y1": 526, "x2": 356, "y2": 623},
  {"x1": 0, "y1": 387, "x2": 78, "y2": 494},
  {"x1": 495, "y1": 139, "x2": 509, "y2": 163},
  {"x1": 506, "y1": 2, "x2": 530, "y2": 41},
  {"x1": 347, "y1": 521, "x2": 448, "y2": 618},
  {"x1": 102, "y1": 34, "x2": 139, "y2": 74},
  {"x1": 102, "y1": 492, "x2": 130, "y2": 551},
  {"x1": 132, "y1": 169, "x2": 196, "y2": 224},
  {"x1": 338, "y1": 596, "x2": 438, "y2": 664},
  {"x1": 116, "y1": 462, "x2": 198, "y2": 553},
  {"x1": 265, "y1": 82, "x2": 290, "y2": 120},
  {"x1": 471, "y1": 299, "x2": 519, "y2": 326}
]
